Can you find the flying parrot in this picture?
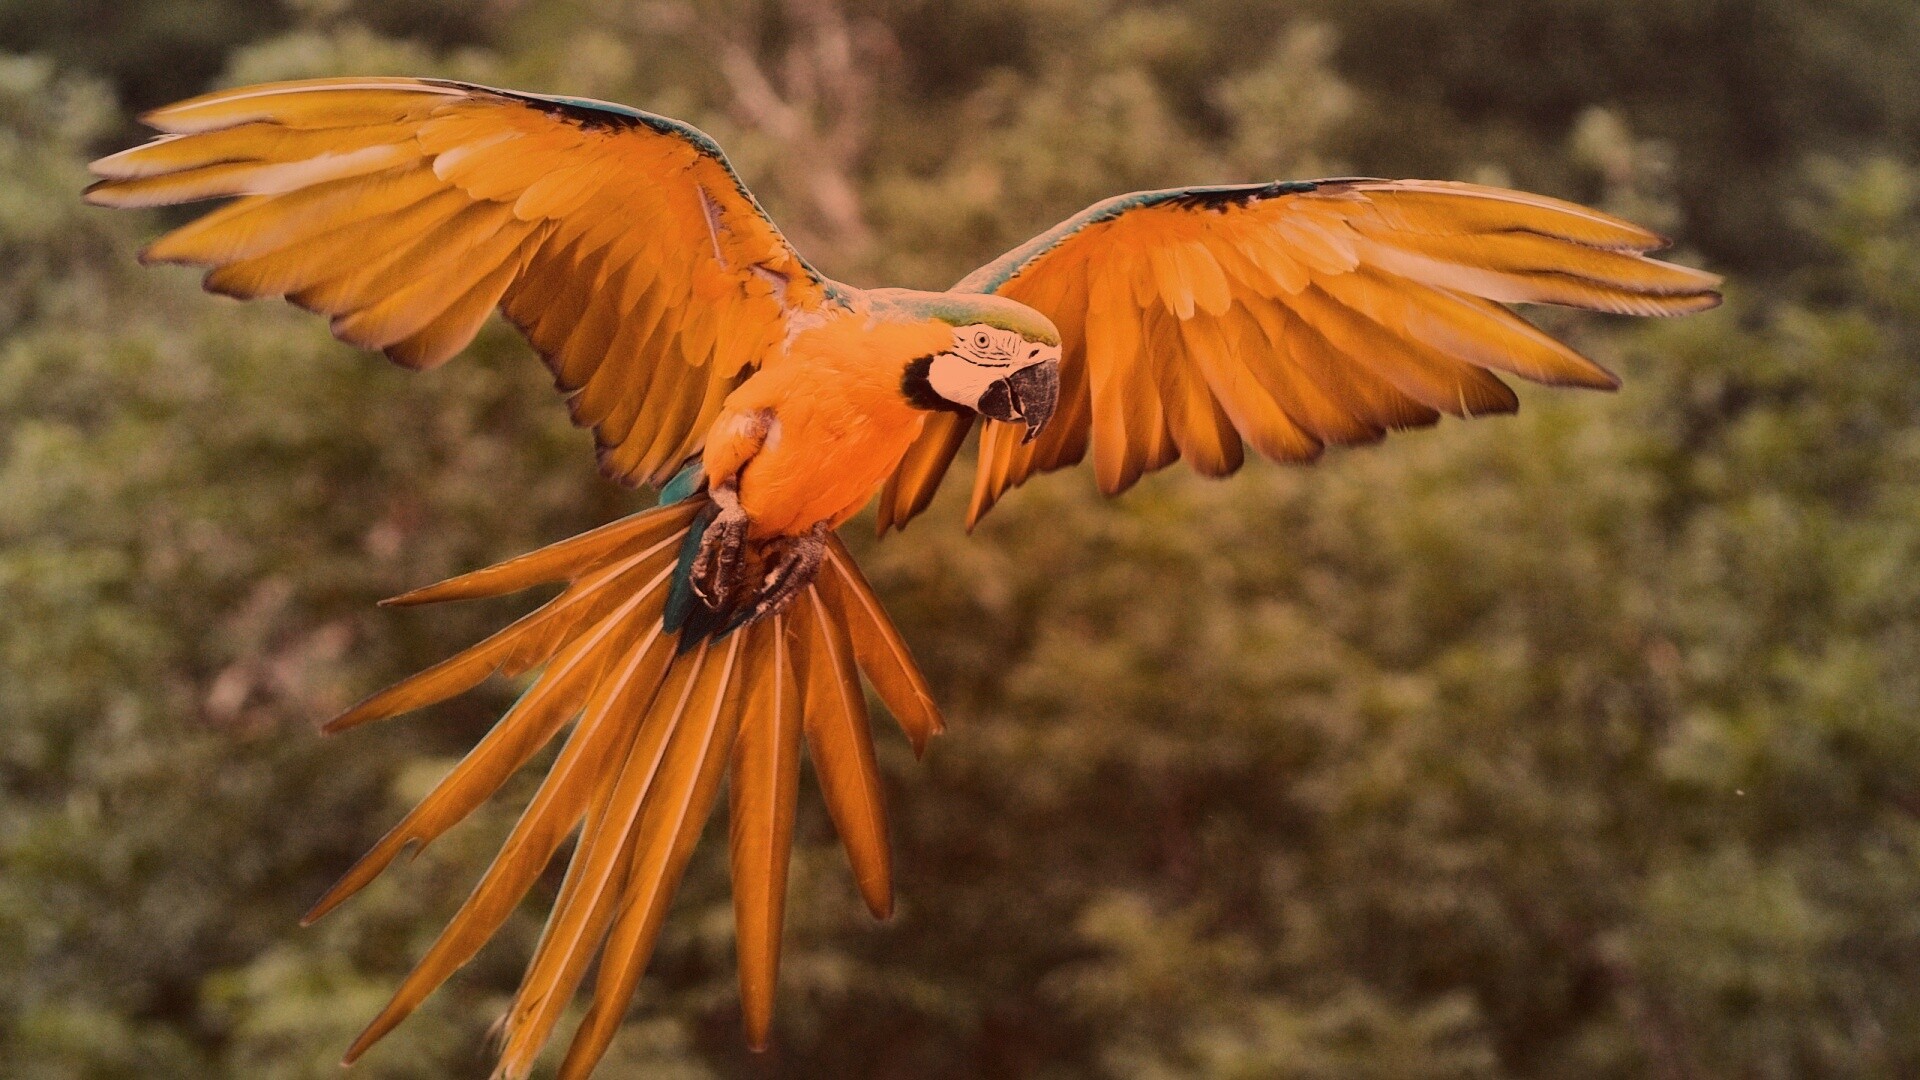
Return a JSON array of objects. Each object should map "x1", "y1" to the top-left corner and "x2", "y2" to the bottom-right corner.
[{"x1": 86, "y1": 77, "x2": 1721, "y2": 1078}]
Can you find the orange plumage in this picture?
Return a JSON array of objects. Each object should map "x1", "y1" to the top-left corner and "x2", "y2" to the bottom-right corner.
[{"x1": 86, "y1": 77, "x2": 1718, "y2": 1078}]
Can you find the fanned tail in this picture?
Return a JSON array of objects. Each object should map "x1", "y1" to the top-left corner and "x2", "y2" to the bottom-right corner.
[{"x1": 313, "y1": 497, "x2": 944, "y2": 1076}]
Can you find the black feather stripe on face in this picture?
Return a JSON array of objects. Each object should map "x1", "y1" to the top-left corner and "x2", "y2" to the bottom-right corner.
[{"x1": 901, "y1": 354, "x2": 972, "y2": 414}]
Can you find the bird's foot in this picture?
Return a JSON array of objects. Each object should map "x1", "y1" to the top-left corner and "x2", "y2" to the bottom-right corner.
[
  {"x1": 691, "y1": 483, "x2": 749, "y2": 611},
  {"x1": 749, "y1": 521, "x2": 830, "y2": 622}
]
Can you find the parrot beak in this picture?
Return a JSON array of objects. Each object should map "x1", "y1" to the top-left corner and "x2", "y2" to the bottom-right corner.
[{"x1": 977, "y1": 359, "x2": 1060, "y2": 443}]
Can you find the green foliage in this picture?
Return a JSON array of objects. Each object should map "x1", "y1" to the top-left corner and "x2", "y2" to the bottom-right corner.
[{"x1": 5, "y1": 3, "x2": 1919, "y2": 1077}]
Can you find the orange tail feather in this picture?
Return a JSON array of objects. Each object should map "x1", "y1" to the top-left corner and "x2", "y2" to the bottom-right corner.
[{"x1": 313, "y1": 498, "x2": 942, "y2": 1075}]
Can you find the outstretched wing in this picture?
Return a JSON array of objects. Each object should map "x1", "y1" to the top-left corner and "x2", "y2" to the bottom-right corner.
[
  {"x1": 86, "y1": 77, "x2": 841, "y2": 487},
  {"x1": 876, "y1": 179, "x2": 1721, "y2": 532}
]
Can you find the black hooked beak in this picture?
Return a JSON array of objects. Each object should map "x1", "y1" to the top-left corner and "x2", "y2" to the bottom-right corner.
[{"x1": 977, "y1": 359, "x2": 1060, "y2": 443}]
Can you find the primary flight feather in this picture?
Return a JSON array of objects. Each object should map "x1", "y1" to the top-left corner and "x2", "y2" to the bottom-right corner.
[{"x1": 86, "y1": 76, "x2": 1720, "y2": 1077}]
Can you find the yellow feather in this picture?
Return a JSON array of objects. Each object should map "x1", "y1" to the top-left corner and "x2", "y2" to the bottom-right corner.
[
  {"x1": 796, "y1": 586, "x2": 893, "y2": 919},
  {"x1": 384, "y1": 231, "x2": 543, "y2": 370},
  {"x1": 436, "y1": 128, "x2": 588, "y2": 200},
  {"x1": 877, "y1": 411, "x2": 973, "y2": 534},
  {"x1": 512, "y1": 155, "x2": 618, "y2": 220},
  {"x1": 1354, "y1": 180, "x2": 1669, "y2": 252},
  {"x1": 546, "y1": 253, "x2": 632, "y2": 393},
  {"x1": 1235, "y1": 300, "x2": 1376, "y2": 448},
  {"x1": 1183, "y1": 308, "x2": 1320, "y2": 463},
  {"x1": 89, "y1": 121, "x2": 420, "y2": 180},
  {"x1": 490, "y1": 641, "x2": 708, "y2": 1079},
  {"x1": 727, "y1": 618, "x2": 802, "y2": 1051},
  {"x1": 1365, "y1": 227, "x2": 1721, "y2": 295},
  {"x1": 140, "y1": 78, "x2": 456, "y2": 133},
  {"x1": 555, "y1": 632, "x2": 749, "y2": 1080},
  {"x1": 385, "y1": 503, "x2": 699, "y2": 607},
  {"x1": 309, "y1": 593, "x2": 655, "y2": 930},
  {"x1": 339, "y1": 619, "x2": 675, "y2": 1062},
  {"x1": 1316, "y1": 268, "x2": 1619, "y2": 390},
  {"x1": 142, "y1": 168, "x2": 446, "y2": 266},
  {"x1": 1290, "y1": 284, "x2": 1518, "y2": 417},
  {"x1": 1150, "y1": 243, "x2": 1198, "y2": 319},
  {"x1": 325, "y1": 530, "x2": 681, "y2": 735},
  {"x1": 819, "y1": 543, "x2": 944, "y2": 753},
  {"x1": 1083, "y1": 260, "x2": 1152, "y2": 494},
  {"x1": 328, "y1": 209, "x2": 533, "y2": 350},
  {"x1": 284, "y1": 189, "x2": 493, "y2": 312},
  {"x1": 1176, "y1": 240, "x2": 1234, "y2": 316},
  {"x1": 84, "y1": 143, "x2": 415, "y2": 207},
  {"x1": 1268, "y1": 209, "x2": 1360, "y2": 276},
  {"x1": 1156, "y1": 307, "x2": 1243, "y2": 476},
  {"x1": 1354, "y1": 233, "x2": 1720, "y2": 315},
  {"x1": 1269, "y1": 299, "x2": 1439, "y2": 433},
  {"x1": 201, "y1": 187, "x2": 471, "y2": 300}
]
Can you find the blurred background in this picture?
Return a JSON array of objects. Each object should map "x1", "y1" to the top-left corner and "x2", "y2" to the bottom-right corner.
[{"x1": 4, "y1": 0, "x2": 1920, "y2": 1077}]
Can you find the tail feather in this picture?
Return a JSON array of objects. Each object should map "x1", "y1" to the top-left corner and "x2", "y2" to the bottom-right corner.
[
  {"x1": 727, "y1": 611, "x2": 804, "y2": 1051},
  {"x1": 819, "y1": 539, "x2": 945, "y2": 754},
  {"x1": 338, "y1": 618, "x2": 676, "y2": 1061},
  {"x1": 383, "y1": 502, "x2": 698, "y2": 607},
  {"x1": 493, "y1": 642, "x2": 708, "y2": 1079},
  {"x1": 310, "y1": 568, "x2": 671, "y2": 925},
  {"x1": 326, "y1": 511, "x2": 692, "y2": 733},
  {"x1": 315, "y1": 499, "x2": 942, "y2": 1074},
  {"x1": 556, "y1": 631, "x2": 757, "y2": 1080},
  {"x1": 794, "y1": 586, "x2": 894, "y2": 920}
]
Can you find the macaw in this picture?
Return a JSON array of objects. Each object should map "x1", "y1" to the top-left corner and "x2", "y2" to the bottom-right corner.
[{"x1": 86, "y1": 77, "x2": 1720, "y2": 1078}]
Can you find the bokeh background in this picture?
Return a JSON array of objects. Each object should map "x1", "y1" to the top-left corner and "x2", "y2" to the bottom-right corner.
[{"x1": 5, "y1": 1, "x2": 1920, "y2": 1077}]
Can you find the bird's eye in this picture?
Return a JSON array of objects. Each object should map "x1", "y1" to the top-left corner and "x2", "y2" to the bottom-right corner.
[{"x1": 974, "y1": 332, "x2": 991, "y2": 349}]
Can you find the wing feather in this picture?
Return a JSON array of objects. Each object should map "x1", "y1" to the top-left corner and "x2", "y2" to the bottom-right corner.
[
  {"x1": 89, "y1": 77, "x2": 838, "y2": 489},
  {"x1": 876, "y1": 411, "x2": 973, "y2": 533},
  {"x1": 881, "y1": 178, "x2": 1719, "y2": 530}
]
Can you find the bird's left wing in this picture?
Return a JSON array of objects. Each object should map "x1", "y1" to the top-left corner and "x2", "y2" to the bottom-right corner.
[
  {"x1": 876, "y1": 179, "x2": 1720, "y2": 532},
  {"x1": 86, "y1": 77, "x2": 838, "y2": 487}
]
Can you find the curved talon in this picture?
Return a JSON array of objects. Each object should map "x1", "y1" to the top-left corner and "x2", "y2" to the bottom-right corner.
[
  {"x1": 750, "y1": 521, "x2": 830, "y2": 622},
  {"x1": 690, "y1": 484, "x2": 750, "y2": 610}
]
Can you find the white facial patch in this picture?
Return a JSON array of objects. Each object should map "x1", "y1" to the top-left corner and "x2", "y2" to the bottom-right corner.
[
  {"x1": 925, "y1": 323, "x2": 1059, "y2": 410},
  {"x1": 926, "y1": 350, "x2": 1007, "y2": 409}
]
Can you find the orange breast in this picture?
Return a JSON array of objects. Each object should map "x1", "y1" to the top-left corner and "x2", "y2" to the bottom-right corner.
[{"x1": 706, "y1": 310, "x2": 949, "y2": 539}]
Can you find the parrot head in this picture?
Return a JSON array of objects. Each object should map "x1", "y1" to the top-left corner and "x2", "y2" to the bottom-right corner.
[
  {"x1": 894, "y1": 293, "x2": 1062, "y2": 443},
  {"x1": 924, "y1": 323, "x2": 1061, "y2": 442}
]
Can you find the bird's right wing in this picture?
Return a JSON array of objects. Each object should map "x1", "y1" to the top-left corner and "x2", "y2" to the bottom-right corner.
[{"x1": 87, "y1": 77, "x2": 842, "y2": 487}]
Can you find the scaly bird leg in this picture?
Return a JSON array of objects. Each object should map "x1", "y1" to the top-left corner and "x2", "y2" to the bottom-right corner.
[
  {"x1": 750, "y1": 521, "x2": 830, "y2": 622},
  {"x1": 690, "y1": 482, "x2": 750, "y2": 610}
]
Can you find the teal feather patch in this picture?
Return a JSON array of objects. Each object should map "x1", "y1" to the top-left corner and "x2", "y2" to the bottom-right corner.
[
  {"x1": 657, "y1": 459, "x2": 705, "y2": 507},
  {"x1": 663, "y1": 502, "x2": 715, "y2": 636}
]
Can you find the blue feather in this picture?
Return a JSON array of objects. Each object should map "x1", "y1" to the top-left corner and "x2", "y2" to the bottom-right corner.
[
  {"x1": 657, "y1": 459, "x2": 705, "y2": 507},
  {"x1": 663, "y1": 502, "x2": 715, "y2": 636}
]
